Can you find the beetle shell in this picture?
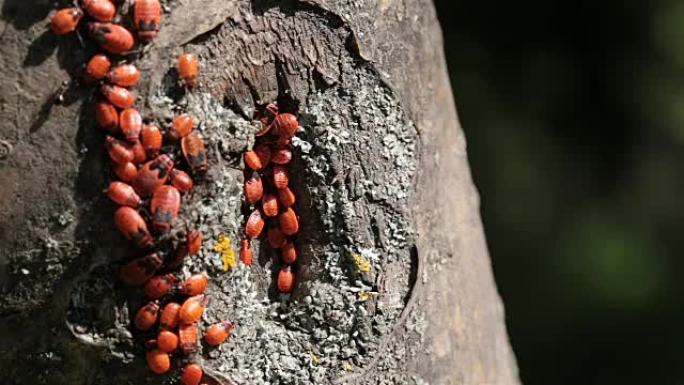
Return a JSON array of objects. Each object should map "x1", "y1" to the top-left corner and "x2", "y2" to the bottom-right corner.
[
  {"x1": 120, "y1": 108, "x2": 143, "y2": 142},
  {"x1": 133, "y1": 0, "x2": 161, "y2": 41},
  {"x1": 107, "y1": 64, "x2": 141, "y2": 87},
  {"x1": 277, "y1": 265, "x2": 295, "y2": 293},
  {"x1": 273, "y1": 113, "x2": 299, "y2": 138},
  {"x1": 101, "y1": 84, "x2": 135, "y2": 109},
  {"x1": 181, "y1": 131, "x2": 208, "y2": 172},
  {"x1": 178, "y1": 322, "x2": 198, "y2": 354},
  {"x1": 146, "y1": 349, "x2": 170, "y2": 374},
  {"x1": 244, "y1": 151, "x2": 262, "y2": 171},
  {"x1": 239, "y1": 239, "x2": 252, "y2": 265},
  {"x1": 114, "y1": 206, "x2": 153, "y2": 248},
  {"x1": 281, "y1": 241, "x2": 297, "y2": 264},
  {"x1": 131, "y1": 140, "x2": 146, "y2": 164},
  {"x1": 95, "y1": 101, "x2": 119, "y2": 133},
  {"x1": 267, "y1": 225, "x2": 287, "y2": 249},
  {"x1": 82, "y1": 0, "x2": 116, "y2": 21},
  {"x1": 159, "y1": 302, "x2": 181, "y2": 329},
  {"x1": 144, "y1": 273, "x2": 177, "y2": 299},
  {"x1": 181, "y1": 363, "x2": 203, "y2": 385},
  {"x1": 181, "y1": 274, "x2": 208, "y2": 296},
  {"x1": 273, "y1": 165, "x2": 289, "y2": 189},
  {"x1": 168, "y1": 113, "x2": 194, "y2": 141},
  {"x1": 243, "y1": 172, "x2": 263, "y2": 204},
  {"x1": 150, "y1": 185, "x2": 181, "y2": 232},
  {"x1": 245, "y1": 209, "x2": 264, "y2": 238},
  {"x1": 84, "y1": 54, "x2": 111, "y2": 82},
  {"x1": 50, "y1": 8, "x2": 83, "y2": 35},
  {"x1": 187, "y1": 229, "x2": 203, "y2": 255},
  {"x1": 277, "y1": 186, "x2": 296, "y2": 207},
  {"x1": 113, "y1": 162, "x2": 137, "y2": 182},
  {"x1": 88, "y1": 22, "x2": 135, "y2": 54},
  {"x1": 132, "y1": 154, "x2": 174, "y2": 196},
  {"x1": 271, "y1": 147, "x2": 292, "y2": 165},
  {"x1": 105, "y1": 136, "x2": 134, "y2": 165},
  {"x1": 107, "y1": 181, "x2": 141, "y2": 207},
  {"x1": 179, "y1": 295, "x2": 204, "y2": 325},
  {"x1": 262, "y1": 193, "x2": 279, "y2": 217},
  {"x1": 169, "y1": 169, "x2": 193, "y2": 193},
  {"x1": 141, "y1": 124, "x2": 162, "y2": 158},
  {"x1": 204, "y1": 321, "x2": 235, "y2": 346},
  {"x1": 119, "y1": 252, "x2": 163, "y2": 286},
  {"x1": 134, "y1": 301, "x2": 160, "y2": 330},
  {"x1": 157, "y1": 330, "x2": 179, "y2": 353},
  {"x1": 278, "y1": 207, "x2": 299, "y2": 236},
  {"x1": 178, "y1": 53, "x2": 199, "y2": 87}
]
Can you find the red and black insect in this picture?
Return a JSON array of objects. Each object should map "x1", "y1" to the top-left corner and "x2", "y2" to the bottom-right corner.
[
  {"x1": 119, "y1": 252, "x2": 163, "y2": 286},
  {"x1": 132, "y1": 154, "x2": 174, "y2": 196},
  {"x1": 181, "y1": 131, "x2": 207, "y2": 172},
  {"x1": 133, "y1": 0, "x2": 161, "y2": 41},
  {"x1": 50, "y1": 8, "x2": 83, "y2": 35},
  {"x1": 150, "y1": 185, "x2": 181, "y2": 232},
  {"x1": 178, "y1": 53, "x2": 199, "y2": 87},
  {"x1": 88, "y1": 22, "x2": 135, "y2": 54},
  {"x1": 107, "y1": 64, "x2": 141, "y2": 87},
  {"x1": 84, "y1": 54, "x2": 111, "y2": 82},
  {"x1": 114, "y1": 206, "x2": 153, "y2": 248},
  {"x1": 81, "y1": 0, "x2": 116, "y2": 22}
]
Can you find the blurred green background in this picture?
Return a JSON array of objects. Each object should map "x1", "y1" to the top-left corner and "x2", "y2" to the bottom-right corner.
[{"x1": 434, "y1": 0, "x2": 684, "y2": 384}]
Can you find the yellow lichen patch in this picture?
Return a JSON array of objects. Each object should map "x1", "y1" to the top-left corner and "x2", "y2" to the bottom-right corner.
[
  {"x1": 214, "y1": 234, "x2": 236, "y2": 271},
  {"x1": 342, "y1": 361, "x2": 353, "y2": 371},
  {"x1": 310, "y1": 352, "x2": 320, "y2": 365},
  {"x1": 358, "y1": 291, "x2": 371, "y2": 301},
  {"x1": 352, "y1": 253, "x2": 371, "y2": 273}
]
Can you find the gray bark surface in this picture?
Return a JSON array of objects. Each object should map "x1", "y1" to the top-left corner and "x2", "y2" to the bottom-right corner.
[{"x1": 0, "y1": 0, "x2": 519, "y2": 384}]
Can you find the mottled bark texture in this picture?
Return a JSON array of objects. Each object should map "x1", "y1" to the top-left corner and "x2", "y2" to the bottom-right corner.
[{"x1": 0, "y1": 0, "x2": 519, "y2": 384}]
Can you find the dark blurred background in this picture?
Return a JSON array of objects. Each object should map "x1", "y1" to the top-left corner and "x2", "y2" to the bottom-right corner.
[{"x1": 434, "y1": 1, "x2": 684, "y2": 384}]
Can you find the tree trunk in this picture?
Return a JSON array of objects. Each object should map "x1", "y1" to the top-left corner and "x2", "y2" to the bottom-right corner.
[{"x1": 0, "y1": 0, "x2": 519, "y2": 384}]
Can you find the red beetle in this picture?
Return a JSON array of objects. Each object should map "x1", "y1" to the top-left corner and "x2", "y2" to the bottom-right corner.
[
  {"x1": 150, "y1": 185, "x2": 181, "y2": 232},
  {"x1": 178, "y1": 322, "x2": 198, "y2": 354},
  {"x1": 95, "y1": 101, "x2": 118, "y2": 133},
  {"x1": 146, "y1": 349, "x2": 170, "y2": 374},
  {"x1": 135, "y1": 301, "x2": 160, "y2": 330},
  {"x1": 88, "y1": 22, "x2": 135, "y2": 54},
  {"x1": 132, "y1": 154, "x2": 174, "y2": 196},
  {"x1": 144, "y1": 273, "x2": 178, "y2": 299},
  {"x1": 84, "y1": 54, "x2": 111, "y2": 82},
  {"x1": 167, "y1": 228, "x2": 202, "y2": 268},
  {"x1": 178, "y1": 53, "x2": 199, "y2": 87},
  {"x1": 262, "y1": 193, "x2": 279, "y2": 217},
  {"x1": 133, "y1": 0, "x2": 161, "y2": 41},
  {"x1": 169, "y1": 169, "x2": 193, "y2": 193},
  {"x1": 119, "y1": 252, "x2": 163, "y2": 286},
  {"x1": 273, "y1": 113, "x2": 299, "y2": 138},
  {"x1": 267, "y1": 225, "x2": 287, "y2": 249},
  {"x1": 131, "y1": 140, "x2": 146, "y2": 164},
  {"x1": 180, "y1": 363, "x2": 203, "y2": 385},
  {"x1": 277, "y1": 265, "x2": 295, "y2": 293},
  {"x1": 243, "y1": 171, "x2": 263, "y2": 204},
  {"x1": 239, "y1": 239, "x2": 252, "y2": 265},
  {"x1": 157, "y1": 330, "x2": 179, "y2": 353},
  {"x1": 281, "y1": 241, "x2": 297, "y2": 264},
  {"x1": 181, "y1": 131, "x2": 208, "y2": 172},
  {"x1": 278, "y1": 207, "x2": 299, "y2": 236},
  {"x1": 50, "y1": 8, "x2": 83, "y2": 35},
  {"x1": 105, "y1": 136, "x2": 134, "y2": 165},
  {"x1": 159, "y1": 302, "x2": 181, "y2": 329},
  {"x1": 107, "y1": 64, "x2": 141, "y2": 87},
  {"x1": 271, "y1": 147, "x2": 292, "y2": 164},
  {"x1": 204, "y1": 321, "x2": 235, "y2": 346},
  {"x1": 81, "y1": 0, "x2": 116, "y2": 22},
  {"x1": 113, "y1": 206, "x2": 153, "y2": 248},
  {"x1": 180, "y1": 274, "x2": 208, "y2": 296},
  {"x1": 119, "y1": 108, "x2": 142, "y2": 142},
  {"x1": 113, "y1": 162, "x2": 137, "y2": 182},
  {"x1": 140, "y1": 124, "x2": 162, "y2": 158},
  {"x1": 179, "y1": 295, "x2": 205, "y2": 325},
  {"x1": 100, "y1": 84, "x2": 135, "y2": 109},
  {"x1": 107, "y1": 181, "x2": 141, "y2": 207},
  {"x1": 245, "y1": 209, "x2": 264, "y2": 238},
  {"x1": 273, "y1": 165, "x2": 289, "y2": 189},
  {"x1": 168, "y1": 113, "x2": 194, "y2": 141},
  {"x1": 277, "y1": 186, "x2": 296, "y2": 207}
]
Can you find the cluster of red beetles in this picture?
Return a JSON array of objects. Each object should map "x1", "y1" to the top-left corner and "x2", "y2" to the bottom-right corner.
[
  {"x1": 50, "y1": 1, "x2": 230, "y2": 384},
  {"x1": 239, "y1": 103, "x2": 301, "y2": 293}
]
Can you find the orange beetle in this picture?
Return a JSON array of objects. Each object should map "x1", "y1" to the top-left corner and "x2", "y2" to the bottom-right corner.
[
  {"x1": 243, "y1": 171, "x2": 263, "y2": 204},
  {"x1": 181, "y1": 131, "x2": 207, "y2": 172},
  {"x1": 278, "y1": 207, "x2": 299, "y2": 236},
  {"x1": 150, "y1": 185, "x2": 181, "y2": 232},
  {"x1": 244, "y1": 209, "x2": 264, "y2": 238},
  {"x1": 273, "y1": 165, "x2": 289, "y2": 189},
  {"x1": 179, "y1": 295, "x2": 205, "y2": 325},
  {"x1": 243, "y1": 151, "x2": 262, "y2": 171},
  {"x1": 113, "y1": 162, "x2": 137, "y2": 182},
  {"x1": 133, "y1": 0, "x2": 161, "y2": 41},
  {"x1": 169, "y1": 169, "x2": 193, "y2": 193},
  {"x1": 167, "y1": 228, "x2": 202, "y2": 268},
  {"x1": 100, "y1": 84, "x2": 135, "y2": 109},
  {"x1": 157, "y1": 330, "x2": 179, "y2": 353},
  {"x1": 134, "y1": 301, "x2": 160, "y2": 330},
  {"x1": 277, "y1": 186, "x2": 296, "y2": 207},
  {"x1": 180, "y1": 274, "x2": 208, "y2": 296},
  {"x1": 105, "y1": 136, "x2": 134, "y2": 165},
  {"x1": 239, "y1": 239, "x2": 252, "y2": 265},
  {"x1": 84, "y1": 54, "x2": 111, "y2": 82},
  {"x1": 107, "y1": 64, "x2": 141, "y2": 87},
  {"x1": 267, "y1": 225, "x2": 287, "y2": 249},
  {"x1": 178, "y1": 53, "x2": 199, "y2": 87},
  {"x1": 277, "y1": 265, "x2": 295, "y2": 293},
  {"x1": 179, "y1": 322, "x2": 198, "y2": 354},
  {"x1": 81, "y1": 0, "x2": 116, "y2": 21},
  {"x1": 271, "y1": 147, "x2": 292, "y2": 165},
  {"x1": 50, "y1": 8, "x2": 83, "y2": 35},
  {"x1": 132, "y1": 154, "x2": 174, "y2": 196},
  {"x1": 159, "y1": 302, "x2": 181, "y2": 329},
  {"x1": 119, "y1": 108, "x2": 142, "y2": 142},
  {"x1": 107, "y1": 181, "x2": 141, "y2": 207},
  {"x1": 180, "y1": 363, "x2": 203, "y2": 385},
  {"x1": 95, "y1": 101, "x2": 119, "y2": 133},
  {"x1": 255, "y1": 102, "x2": 278, "y2": 136},
  {"x1": 168, "y1": 113, "x2": 194, "y2": 141},
  {"x1": 131, "y1": 140, "x2": 146, "y2": 164},
  {"x1": 140, "y1": 124, "x2": 162, "y2": 158},
  {"x1": 146, "y1": 349, "x2": 170, "y2": 374},
  {"x1": 262, "y1": 193, "x2": 279, "y2": 217},
  {"x1": 204, "y1": 321, "x2": 235, "y2": 346},
  {"x1": 273, "y1": 113, "x2": 299, "y2": 138},
  {"x1": 144, "y1": 273, "x2": 178, "y2": 299},
  {"x1": 113, "y1": 206, "x2": 154, "y2": 248},
  {"x1": 119, "y1": 252, "x2": 163, "y2": 286},
  {"x1": 281, "y1": 241, "x2": 297, "y2": 264},
  {"x1": 254, "y1": 144, "x2": 272, "y2": 167},
  {"x1": 88, "y1": 22, "x2": 135, "y2": 54}
]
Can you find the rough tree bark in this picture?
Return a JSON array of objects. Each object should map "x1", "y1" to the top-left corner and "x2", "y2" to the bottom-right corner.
[{"x1": 0, "y1": 0, "x2": 519, "y2": 384}]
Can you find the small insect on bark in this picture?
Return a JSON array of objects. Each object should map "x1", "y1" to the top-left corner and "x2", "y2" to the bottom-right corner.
[
  {"x1": 169, "y1": 168, "x2": 193, "y2": 193},
  {"x1": 144, "y1": 273, "x2": 178, "y2": 299},
  {"x1": 281, "y1": 241, "x2": 297, "y2": 264},
  {"x1": 113, "y1": 162, "x2": 137, "y2": 182},
  {"x1": 135, "y1": 301, "x2": 160, "y2": 330},
  {"x1": 84, "y1": 54, "x2": 111, "y2": 82},
  {"x1": 245, "y1": 209, "x2": 265, "y2": 238},
  {"x1": 120, "y1": 108, "x2": 143, "y2": 142},
  {"x1": 107, "y1": 64, "x2": 141, "y2": 87},
  {"x1": 146, "y1": 349, "x2": 170, "y2": 374},
  {"x1": 239, "y1": 239, "x2": 252, "y2": 265},
  {"x1": 244, "y1": 171, "x2": 264, "y2": 204},
  {"x1": 181, "y1": 131, "x2": 208, "y2": 172},
  {"x1": 81, "y1": 0, "x2": 116, "y2": 22},
  {"x1": 141, "y1": 124, "x2": 162, "y2": 158},
  {"x1": 168, "y1": 113, "x2": 194, "y2": 141},
  {"x1": 105, "y1": 136, "x2": 135, "y2": 165},
  {"x1": 107, "y1": 181, "x2": 141, "y2": 207},
  {"x1": 180, "y1": 274, "x2": 208, "y2": 296},
  {"x1": 277, "y1": 265, "x2": 295, "y2": 293},
  {"x1": 88, "y1": 22, "x2": 135, "y2": 54},
  {"x1": 150, "y1": 185, "x2": 181, "y2": 233},
  {"x1": 179, "y1": 295, "x2": 205, "y2": 325},
  {"x1": 178, "y1": 53, "x2": 199, "y2": 87},
  {"x1": 204, "y1": 321, "x2": 235, "y2": 346},
  {"x1": 133, "y1": 0, "x2": 162, "y2": 41},
  {"x1": 278, "y1": 207, "x2": 299, "y2": 236},
  {"x1": 180, "y1": 363, "x2": 203, "y2": 385},
  {"x1": 267, "y1": 225, "x2": 287, "y2": 249},
  {"x1": 132, "y1": 154, "x2": 174, "y2": 196},
  {"x1": 178, "y1": 322, "x2": 198, "y2": 354},
  {"x1": 119, "y1": 252, "x2": 163, "y2": 286},
  {"x1": 101, "y1": 84, "x2": 135, "y2": 108},
  {"x1": 159, "y1": 302, "x2": 181, "y2": 329},
  {"x1": 113, "y1": 206, "x2": 154, "y2": 248},
  {"x1": 156, "y1": 330, "x2": 179, "y2": 353},
  {"x1": 95, "y1": 101, "x2": 119, "y2": 133},
  {"x1": 50, "y1": 8, "x2": 83, "y2": 35}
]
